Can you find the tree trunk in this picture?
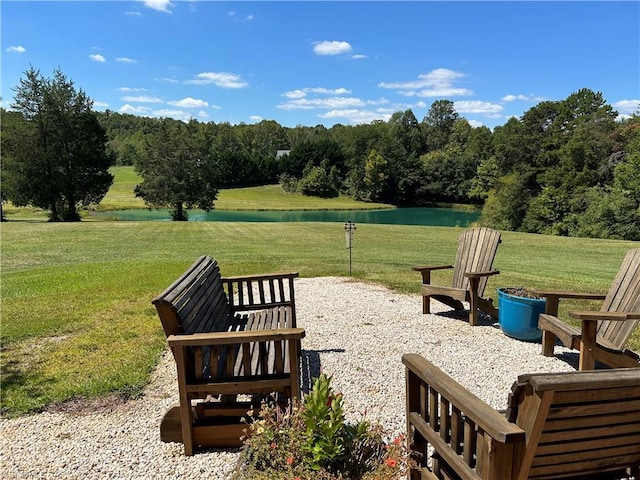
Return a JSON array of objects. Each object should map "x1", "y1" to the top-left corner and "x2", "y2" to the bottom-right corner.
[{"x1": 172, "y1": 202, "x2": 188, "y2": 221}]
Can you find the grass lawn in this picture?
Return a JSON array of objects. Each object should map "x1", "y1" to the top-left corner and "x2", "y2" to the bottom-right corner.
[
  {"x1": 1, "y1": 218, "x2": 638, "y2": 417},
  {"x1": 94, "y1": 166, "x2": 393, "y2": 213}
]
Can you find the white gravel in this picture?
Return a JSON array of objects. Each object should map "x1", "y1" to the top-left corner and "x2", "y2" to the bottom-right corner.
[{"x1": 1, "y1": 277, "x2": 577, "y2": 479}]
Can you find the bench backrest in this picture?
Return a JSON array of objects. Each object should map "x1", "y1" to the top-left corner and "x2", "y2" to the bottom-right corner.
[
  {"x1": 152, "y1": 256, "x2": 228, "y2": 338},
  {"x1": 508, "y1": 369, "x2": 640, "y2": 479},
  {"x1": 598, "y1": 248, "x2": 640, "y2": 350},
  {"x1": 452, "y1": 227, "x2": 501, "y2": 296}
]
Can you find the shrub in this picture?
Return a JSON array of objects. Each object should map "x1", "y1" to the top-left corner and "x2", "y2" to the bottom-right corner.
[{"x1": 233, "y1": 374, "x2": 410, "y2": 480}]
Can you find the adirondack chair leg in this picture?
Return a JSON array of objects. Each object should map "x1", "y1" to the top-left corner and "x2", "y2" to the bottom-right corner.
[
  {"x1": 420, "y1": 271, "x2": 432, "y2": 314},
  {"x1": 422, "y1": 295, "x2": 431, "y2": 314},
  {"x1": 468, "y1": 278, "x2": 480, "y2": 326},
  {"x1": 578, "y1": 319, "x2": 597, "y2": 371},
  {"x1": 540, "y1": 295, "x2": 560, "y2": 358},
  {"x1": 541, "y1": 330, "x2": 557, "y2": 357}
]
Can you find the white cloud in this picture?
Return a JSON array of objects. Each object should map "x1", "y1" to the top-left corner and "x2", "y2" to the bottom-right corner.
[
  {"x1": 152, "y1": 109, "x2": 192, "y2": 121},
  {"x1": 167, "y1": 97, "x2": 209, "y2": 108},
  {"x1": 120, "y1": 104, "x2": 150, "y2": 114},
  {"x1": 613, "y1": 99, "x2": 640, "y2": 115},
  {"x1": 319, "y1": 108, "x2": 392, "y2": 125},
  {"x1": 379, "y1": 68, "x2": 472, "y2": 97},
  {"x1": 282, "y1": 87, "x2": 351, "y2": 99},
  {"x1": 454, "y1": 100, "x2": 503, "y2": 115},
  {"x1": 278, "y1": 96, "x2": 366, "y2": 110},
  {"x1": 89, "y1": 54, "x2": 106, "y2": 63},
  {"x1": 313, "y1": 41, "x2": 353, "y2": 56},
  {"x1": 249, "y1": 115, "x2": 263, "y2": 122},
  {"x1": 186, "y1": 72, "x2": 248, "y2": 88},
  {"x1": 142, "y1": 0, "x2": 173, "y2": 13},
  {"x1": 501, "y1": 93, "x2": 546, "y2": 103},
  {"x1": 157, "y1": 77, "x2": 180, "y2": 84},
  {"x1": 351, "y1": 54, "x2": 366, "y2": 60},
  {"x1": 116, "y1": 57, "x2": 137, "y2": 64},
  {"x1": 125, "y1": 11, "x2": 141, "y2": 16},
  {"x1": 6, "y1": 45, "x2": 26, "y2": 53},
  {"x1": 121, "y1": 95, "x2": 163, "y2": 103},
  {"x1": 468, "y1": 120, "x2": 484, "y2": 128},
  {"x1": 197, "y1": 110, "x2": 209, "y2": 119},
  {"x1": 118, "y1": 87, "x2": 147, "y2": 92},
  {"x1": 93, "y1": 101, "x2": 109, "y2": 108},
  {"x1": 282, "y1": 89, "x2": 307, "y2": 99}
]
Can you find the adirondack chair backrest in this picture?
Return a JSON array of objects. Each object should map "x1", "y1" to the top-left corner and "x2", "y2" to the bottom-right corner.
[
  {"x1": 452, "y1": 227, "x2": 501, "y2": 296},
  {"x1": 597, "y1": 248, "x2": 640, "y2": 351},
  {"x1": 509, "y1": 369, "x2": 640, "y2": 480}
]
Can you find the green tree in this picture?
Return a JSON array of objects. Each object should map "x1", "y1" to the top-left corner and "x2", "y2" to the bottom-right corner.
[
  {"x1": 134, "y1": 119, "x2": 218, "y2": 221},
  {"x1": 299, "y1": 165, "x2": 339, "y2": 198},
  {"x1": 3, "y1": 67, "x2": 113, "y2": 221},
  {"x1": 363, "y1": 149, "x2": 389, "y2": 201},
  {"x1": 422, "y1": 100, "x2": 458, "y2": 152}
]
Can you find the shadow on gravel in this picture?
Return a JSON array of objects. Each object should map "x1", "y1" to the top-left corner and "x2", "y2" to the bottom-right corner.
[{"x1": 300, "y1": 348, "x2": 346, "y2": 394}]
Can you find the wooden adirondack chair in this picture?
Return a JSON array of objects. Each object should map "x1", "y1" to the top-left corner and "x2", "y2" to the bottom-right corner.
[
  {"x1": 534, "y1": 248, "x2": 640, "y2": 370},
  {"x1": 404, "y1": 353, "x2": 640, "y2": 480},
  {"x1": 413, "y1": 227, "x2": 501, "y2": 326}
]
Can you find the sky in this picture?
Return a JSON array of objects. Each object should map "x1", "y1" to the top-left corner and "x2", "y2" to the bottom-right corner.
[{"x1": 2, "y1": 1, "x2": 639, "y2": 130}]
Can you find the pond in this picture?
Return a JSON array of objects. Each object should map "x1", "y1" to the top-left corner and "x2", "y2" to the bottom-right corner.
[{"x1": 98, "y1": 207, "x2": 480, "y2": 227}]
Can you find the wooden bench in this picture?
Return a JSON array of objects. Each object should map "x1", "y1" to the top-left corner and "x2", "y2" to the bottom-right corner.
[
  {"x1": 403, "y1": 353, "x2": 640, "y2": 479},
  {"x1": 153, "y1": 256, "x2": 305, "y2": 455}
]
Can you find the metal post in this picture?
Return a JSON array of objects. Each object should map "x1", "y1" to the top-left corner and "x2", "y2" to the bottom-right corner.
[{"x1": 344, "y1": 220, "x2": 356, "y2": 275}]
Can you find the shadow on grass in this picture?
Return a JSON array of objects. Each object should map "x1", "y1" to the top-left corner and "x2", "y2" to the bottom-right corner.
[{"x1": 0, "y1": 346, "x2": 49, "y2": 417}]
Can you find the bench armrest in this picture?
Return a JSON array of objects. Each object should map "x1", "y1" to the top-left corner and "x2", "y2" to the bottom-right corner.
[
  {"x1": 463, "y1": 269, "x2": 500, "y2": 278},
  {"x1": 223, "y1": 273, "x2": 298, "y2": 314},
  {"x1": 222, "y1": 272, "x2": 299, "y2": 282},
  {"x1": 168, "y1": 328, "x2": 306, "y2": 348}
]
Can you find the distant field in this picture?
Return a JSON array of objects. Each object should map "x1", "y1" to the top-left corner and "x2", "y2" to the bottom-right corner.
[{"x1": 96, "y1": 166, "x2": 392, "y2": 213}]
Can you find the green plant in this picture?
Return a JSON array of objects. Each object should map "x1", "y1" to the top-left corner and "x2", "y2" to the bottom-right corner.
[{"x1": 233, "y1": 374, "x2": 409, "y2": 480}]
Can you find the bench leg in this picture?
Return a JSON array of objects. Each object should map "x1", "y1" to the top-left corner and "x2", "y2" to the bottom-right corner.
[
  {"x1": 175, "y1": 348, "x2": 195, "y2": 455},
  {"x1": 288, "y1": 339, "x2": 301, "y2": 400}
]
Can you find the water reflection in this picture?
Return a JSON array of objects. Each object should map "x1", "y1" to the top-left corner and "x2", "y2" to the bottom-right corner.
[{"x1": 101, "y1": 207, "x2": 480, "y2": 227}]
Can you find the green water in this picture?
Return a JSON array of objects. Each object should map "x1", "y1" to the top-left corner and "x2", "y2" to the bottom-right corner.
[{"x1": 98, "y1": 207, "x2": 480, "y2": 227}]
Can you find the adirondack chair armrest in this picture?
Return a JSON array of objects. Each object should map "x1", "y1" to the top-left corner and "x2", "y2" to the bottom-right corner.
[
  {"x1": 530, "y1": 290, "x2": 607, "y2": 316},
  {"x1": 167, "y1": 328, "x2": 306, "y2": 348},
  {"x1": 412, "y1": 264, "x2": 454, "y2": 272},
  {"x1": 568, "y1": 310, "x2": 640, "y2": 321},
  {"x1": 403, "y1": 353, "x2": 525, "y2": 443},
  {"x1": 463, "y1": 269, "x2": 500, "y2": 278},
  {"x1": 412, "y1": 265, "x2": 453, "y2": 284},
  {"x1": 530, "y1": 289, "x2": 606, "y2": 301}
]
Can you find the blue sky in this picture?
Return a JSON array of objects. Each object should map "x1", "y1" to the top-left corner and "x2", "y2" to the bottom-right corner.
[{"x1": 2, "y1": 1, "x2": 639, "y2": 130}]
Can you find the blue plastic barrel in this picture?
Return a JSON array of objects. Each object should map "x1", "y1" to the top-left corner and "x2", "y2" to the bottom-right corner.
[{"x1": 497, "y1": 288, "x2": 545, "y2": 342}]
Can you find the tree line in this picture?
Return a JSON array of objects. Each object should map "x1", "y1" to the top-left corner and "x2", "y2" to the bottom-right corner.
[{"x1": 2, "y1": 68, "x2": 639, "y2": 239}]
